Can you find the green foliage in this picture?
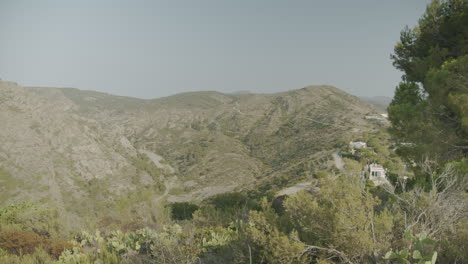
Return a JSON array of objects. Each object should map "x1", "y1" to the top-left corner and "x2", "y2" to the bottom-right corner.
[
  {"x1": 451, "y1": 157, "x2": 468, "y2": 175},
  {"x1": 313, "y1": 170, "x2": 328, "y2": 179},
  {"x1": 0, "y1": 160, "x2": 462, "y2": 263},
  {"x1": 384, "y1": 232, "x2": 437, "y2": 264},
  {"x1": 391, "y1": 0, "x2": 468, "y2": 83},
  {"x1": 190, "y1": 192, "x2": 259, "y2": 226},
  {"x1": 284, "y1": 175, "x2": 395, "y2": 261},
  {"x1": 145, "y1": 225, "x2": 202, "y2": 264},
  {"x1": 192, "y1": 192, "x2": 259, "y2": 227},
  {"x1": 57, "y1": 246, "x2": 95, "y2": 264},
  {"x1": 389, "y1": 0, "x2": 468, "y2": 162},
  {"x1": 195, "y1": 225, "x2": 237, "y2": 249},
  {"x1": 169, "y1": 202, "x2": 199, "y2": 221},
  {"x1": 0, "y1": 248, "x2": 56, "y2": 264},
  {"x1": 209, "y1": 192, "x2": 256, "y2": 213},
  {"x1": 73, "y1": 225, "x2": 202, "y2": 264},
  {"x1": 0, "y1": 202, "x2": 65, "y2": 237},
  {"x1": 247, "y1": 210, "x2": 307, "y2": 264},
  {"x1": 192, "y1": 205, "x2": 227, "y2": 227},
  {"x1": 0, "y1": 203, "x2": 33, "y2": 229},
  {"x1": 438, "y1": 221, "x2": 468, "y2": 263}
]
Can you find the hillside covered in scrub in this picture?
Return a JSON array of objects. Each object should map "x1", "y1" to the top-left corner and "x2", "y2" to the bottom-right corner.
[{"x1": 0, "y1": 81, "x2": 381, "y2": 226}]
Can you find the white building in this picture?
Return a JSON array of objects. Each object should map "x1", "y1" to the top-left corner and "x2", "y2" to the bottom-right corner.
[
  {"x1": 367, "y1": 163, "x2": 389, "y2": 186},
  {"x1": 349, "y1": 141, "x2": 367, "y2": 149},
  {"x1": 369, "y1": 163, "x2": 386, "y2": 179}
]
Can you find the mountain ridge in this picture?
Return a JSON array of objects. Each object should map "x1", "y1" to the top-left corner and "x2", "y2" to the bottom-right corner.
[{"x1": 0, "y1": 80, "x2": 383, "y2": 226}]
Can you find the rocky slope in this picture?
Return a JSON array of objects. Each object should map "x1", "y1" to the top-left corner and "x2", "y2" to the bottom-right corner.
[{"x1": 0, "y1": 80, "x2": 382, "y2": 226}]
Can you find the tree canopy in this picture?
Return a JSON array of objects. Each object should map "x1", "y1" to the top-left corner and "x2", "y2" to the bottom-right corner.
[{"x1": 388, "y1": 0, "x2": 468, "y2": 163}]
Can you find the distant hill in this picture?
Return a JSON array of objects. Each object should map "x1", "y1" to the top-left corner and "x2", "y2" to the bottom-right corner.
[
  {"x1": 230, "y1": 90, "x2": 252, "y2": 95},
  {"x1": 359, "y1": 96, "x2": 392, "y2": 111},
  {"x1": 0, "y1": 81, "x2": 382, "y2": 226}
]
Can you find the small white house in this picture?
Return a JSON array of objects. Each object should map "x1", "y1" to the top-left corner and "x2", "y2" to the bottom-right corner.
[
  {"x1": 361, "y1": 164, "x2": 389, "y2": 186},
  {"x1": 369, "y1": 163, "x2": 386, "y2": 181},
  {"x1": 349, "y1": 141, "x2": 367, "y2": 149}
]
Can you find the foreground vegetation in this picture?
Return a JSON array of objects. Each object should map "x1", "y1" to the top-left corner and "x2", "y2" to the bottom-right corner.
[{"x1": 0, "y1": 155, "x2": 466, "y2": 263}]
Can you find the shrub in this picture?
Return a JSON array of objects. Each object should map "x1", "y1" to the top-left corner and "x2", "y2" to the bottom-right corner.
[
  {"x1": 48, "y1": 239, "x2": 73, "y2": 259},
  {"x1": 209, "y1": 192, "x2": 250, "y2": 212},
  {"x1": 0, "y1": 231, "x2": 73, "y2": 259},
  {"x1": 0, "y1": 202, "x2": 65, "y2": 237},
  {"x1": 195, "y1": 225, "x2": 237, "y2": 249},
  {"x1": 313, "y1": 171, "x2": 328, "y2": 179},
  {"x1": 247, "y1": 210, "x2": 307, "y2": 264},
  {"x1": 169, "y1": 202, "x2": 199, "y2": 221},
  {"x1": 0, "y1": 248, "x2": 54, "y2": 264},
  {"x1": 384, "y1": 232, "x2": 438, "y2": 264},
  {"x1": 284, "y1": 175, "x2": 394, "y2": 261},
  {"x1": 0, "y1": 231, "x2": 46, "y2": 255}
]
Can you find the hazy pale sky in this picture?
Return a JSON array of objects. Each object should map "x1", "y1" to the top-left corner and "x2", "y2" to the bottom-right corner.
[{"x1": 0, "y1": 0, "x2": 431, "y2": 98}]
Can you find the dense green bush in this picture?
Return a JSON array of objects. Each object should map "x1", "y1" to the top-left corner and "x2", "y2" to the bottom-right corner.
[
  {"x1": 209, "y1": 192, "x2": 252, "y2": 212},
  {"x1": 284, "y1": 175, "x2": 396, "y2": 262},
  {"x1": 0, "y1": 202, "x2": 65, "y2": 237},
  {"x1": 247, "y1": 210, "x2": 308, "y2": 264},
  {"x1": 169, "y1": 202, "x2": 199, "y2": 221}
]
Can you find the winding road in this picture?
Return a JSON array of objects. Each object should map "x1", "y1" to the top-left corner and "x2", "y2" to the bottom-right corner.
[{"x1": 276, "y1": 150, "x2": 344, "y2": 197}]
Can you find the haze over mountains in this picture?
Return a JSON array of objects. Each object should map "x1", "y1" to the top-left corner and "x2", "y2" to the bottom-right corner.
[
  {"x1": 359, "y1": 96, "x2": 391, "y2": 111},
  {"x1": 0, "y1": 80, "x2": 383, "y2": 226}
]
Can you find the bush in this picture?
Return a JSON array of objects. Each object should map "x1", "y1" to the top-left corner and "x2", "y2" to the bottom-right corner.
[
  {"x1": 247, "y1": 210, "x2": 308, "y2": 264},
  {"x1": 101, "y1": 225, "x2": 202, "y2": 264},
  {"x1": 48, "y1": 239, "x2": 73, "y2": 259},
  {"x1": 209, "y1": 192, "x2": 250, "y2": 212},
  {"x1": 169, "y1": 202, "x2": 199, "y2": 221},
  {"x1": 195, "y1": 225, "x2": 237, "y2": 249},
  {"x1": 0, "y1": 231, "x2": 46, "y2": 255},
  {"x1": 0, "y1": 231, "x2": 72, "y2": 259},
  {"x1": 384, "y1": 232, "x2": 438, "y2": 264},
  {"x1": 0, "y1": 202, "x2": 65, "y2": 237},
  {"x1": 313, "y1": 171, "x2": 328, "y2": 179},
  {"x1": 0, "y1": 248, "x2": 54, "y2": 264}
]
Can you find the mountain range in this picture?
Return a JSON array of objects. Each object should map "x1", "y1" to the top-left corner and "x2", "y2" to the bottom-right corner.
[{"x1": 0, "y1": 80, "x2": 384, "y2": 227}]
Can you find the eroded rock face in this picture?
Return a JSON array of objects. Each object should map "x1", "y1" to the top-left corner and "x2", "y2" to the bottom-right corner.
[{"x1": 0, "y1": 81, "x2": 380, "y2": 225}]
